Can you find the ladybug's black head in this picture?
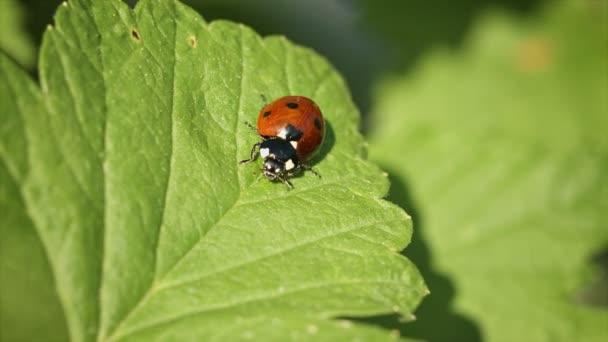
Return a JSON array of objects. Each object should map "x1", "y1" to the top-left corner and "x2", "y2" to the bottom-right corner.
[
  {"x1": 259, "y1": 139, "x2": 299, "y2": 180},
  {"x1": 262, "y1": 158, "x2": 286, "y2": 179}
]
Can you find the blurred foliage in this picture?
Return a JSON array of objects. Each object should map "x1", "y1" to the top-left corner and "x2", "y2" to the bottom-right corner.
[
  {"x1": 0, "y1": 0, "x2": 38, "y2": 68},
  {"x1": 357, "y1": 0, "x2": 547, "y2": 72},
  {"x1": 369, "y1": 1, "x2": 608, "y2": 341}
]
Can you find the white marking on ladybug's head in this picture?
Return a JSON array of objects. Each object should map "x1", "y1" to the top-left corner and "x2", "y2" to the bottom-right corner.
[
  {"x1": 290, "y1": 140, "x2": 298, "y2": 149},
  {"x1": 260, "y1": 147, "x2": 270, "y2": 158},
  {"x1": 275, "y1": 168, "x2": 281, "y2": 173},
  {"x1": 278, "y1": 127, "x2": 288, "y2": 140},
  {"x1": 284, "y1": 159, "x2": 295, "y2": 171}
]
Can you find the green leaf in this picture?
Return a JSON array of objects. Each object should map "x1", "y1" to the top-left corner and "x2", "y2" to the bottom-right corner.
[
  {"x1": 0, "y1": 0, "x2": 425, "y2": 341},
  {"x1": 369, "y1": 2, "x2": 608, "y2": 341},
  {"x1": 0, "y1": 52, "x2": 70, "y2": 342},
  {"x1": 0, "y1": 0, "x2": 36, "y2": 68}
]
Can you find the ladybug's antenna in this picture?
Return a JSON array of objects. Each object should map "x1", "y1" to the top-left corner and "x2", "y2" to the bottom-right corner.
[{"x1": 243, "y1": 121, "x2": 257, "y2": 133}]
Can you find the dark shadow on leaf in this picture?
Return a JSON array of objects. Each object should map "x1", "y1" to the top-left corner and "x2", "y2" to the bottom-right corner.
[
  {"x1": 314, "y1": 119, "x2": 334, "y2": 165},
  {"x1": 575, "y1": 245, "x2": 608, "y2": 308},
  {"x1": 351, "y1": 166, "x2": 482, "y2": 342}
]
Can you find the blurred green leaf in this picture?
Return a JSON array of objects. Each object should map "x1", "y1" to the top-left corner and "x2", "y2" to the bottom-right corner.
[
  {"x1": 0, "y1": 0, "x2": 36, "y2": 68},
  {"x1": 369, "y1": 1, "x2": 608, "y2": 341},
  {"x1": 0, "y1": 0, "x2": 425, "y2": 340},
  {"x1": 357, "y1": 0, "x2": 545, "y2": 73},
  {"x1": 0, "y1": 52, "x2": 69, "y2": 341}
]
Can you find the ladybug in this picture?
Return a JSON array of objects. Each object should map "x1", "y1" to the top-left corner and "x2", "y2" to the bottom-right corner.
[{"x1": 240, "y1": 95, "x2": 325, "y2": 188}]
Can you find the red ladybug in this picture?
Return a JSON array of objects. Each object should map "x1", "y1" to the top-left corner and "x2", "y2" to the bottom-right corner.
[{"x1": 240, "y1": 96, "x2": 325, "y2": 188}]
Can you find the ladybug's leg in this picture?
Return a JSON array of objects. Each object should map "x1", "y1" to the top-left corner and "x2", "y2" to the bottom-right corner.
[
  {"x1": 260, "y1": 94, "x2": 268, "y2": 106},
  {"x1": 239, "y1": 142, "x2": 261, "y2": 164},
  {"x1": 280, "y1": 176, "x2": 294, "y2": 189},
  {"x1": 301, "y1": 163, "x2": 321, "y2": 178}
]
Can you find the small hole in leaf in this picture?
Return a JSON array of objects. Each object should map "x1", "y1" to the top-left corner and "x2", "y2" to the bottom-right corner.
[
  {"x1": 188, "y1": 35, "x2": 197, "y2": 48},
  {"x1": 131, "y1": 29, "x2": 141, "y2": 41}
]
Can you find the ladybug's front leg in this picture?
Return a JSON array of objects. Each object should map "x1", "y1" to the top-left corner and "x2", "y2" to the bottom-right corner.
[
  {"x1": 239, "y1": 142, "x2": 261, "y2": 164},
  {"x1": 279, "y1": 176, "x2": 294, "y2": 189}
]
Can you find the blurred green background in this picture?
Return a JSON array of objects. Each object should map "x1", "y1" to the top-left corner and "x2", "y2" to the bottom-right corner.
[{"x1": 1, "y1": 0, "x2": 606, "y2": 341}]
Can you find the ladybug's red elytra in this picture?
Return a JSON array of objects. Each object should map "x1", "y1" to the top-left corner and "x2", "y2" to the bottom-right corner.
[{"x1": 240, "y1": 96, "x2": 325, "y2": 188}]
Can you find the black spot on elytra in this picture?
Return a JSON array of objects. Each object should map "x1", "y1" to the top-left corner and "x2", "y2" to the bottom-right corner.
[
  {"x1": 314, "y1": 118, "x2": 322, "y2": 130},
  {"x1": 263, "y1": 111, "x2": 271, "y2": 117},
  {"x1": 285, "y1": 124, "x2": 303, "y2": 141},
  {"x1": 131, "y1": 29, "x2": 141, "y2": 41},
  {"x1": 286, "y1": 102, "x2": 298, "y2": 109}
]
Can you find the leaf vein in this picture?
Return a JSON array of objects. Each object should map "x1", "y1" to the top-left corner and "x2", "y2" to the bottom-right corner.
[
  {"x1": 114, "y1": 279, "x2": 408, "y2": 340},
  {"x1": 158, "y1": 217, "x2": 404, "y2": 290}
]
